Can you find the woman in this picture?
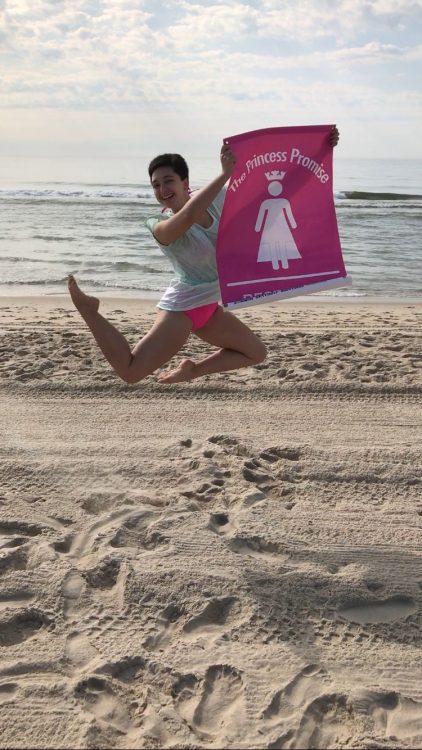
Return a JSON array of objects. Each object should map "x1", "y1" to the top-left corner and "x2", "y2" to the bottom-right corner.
[
  {"x1": 68, "y1": 127, "x2": 339, "y2": 384},
  {"x1": 67, "y1": 142, "x2": 267, "y2": 384}
]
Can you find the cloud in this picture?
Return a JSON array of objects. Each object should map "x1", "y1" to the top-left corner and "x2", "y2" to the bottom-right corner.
[
  {"x1": 372, "y1": 0, "x2": 422, "y2": 15},
  {"x1": 260, "y1": 0, "x2": 422, "y2": 38},
  {"x1": 1, "y1": 0, "x2": 421, "y2": 157},
  {"x1": 165, "y1": 1, "x2": 259, "y2": 45},
  {"x1": 214, "y1": 42, "x2": 406, "y2": 75}
]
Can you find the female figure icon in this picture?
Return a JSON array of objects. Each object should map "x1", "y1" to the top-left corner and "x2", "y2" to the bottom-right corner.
[{"x1": 255, "y1": 178, "x2": 300, "y2": 271}]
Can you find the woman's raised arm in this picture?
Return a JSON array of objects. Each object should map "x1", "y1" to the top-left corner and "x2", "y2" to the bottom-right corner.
[{"x1": 153, "y1": 144, "x2": 236, "y2": 246}]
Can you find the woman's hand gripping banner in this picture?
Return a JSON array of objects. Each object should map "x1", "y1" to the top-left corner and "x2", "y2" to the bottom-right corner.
[{"x1": 216, "y1": 125, "x2": 352, "y2": 309}]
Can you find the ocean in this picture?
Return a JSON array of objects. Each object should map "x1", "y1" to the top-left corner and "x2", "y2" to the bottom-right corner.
[{"x1": 0, "y1": 155, "x2": 421, "y2": 301}]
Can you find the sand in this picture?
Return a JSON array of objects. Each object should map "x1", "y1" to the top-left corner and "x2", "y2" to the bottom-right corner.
[{"x1": 0, "y1": 295, "x2": 421, "y2": 749}]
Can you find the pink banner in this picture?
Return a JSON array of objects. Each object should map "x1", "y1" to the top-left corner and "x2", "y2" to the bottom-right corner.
[{"x1": 216, "y1": 125, "x2": 351, "y2": 308}]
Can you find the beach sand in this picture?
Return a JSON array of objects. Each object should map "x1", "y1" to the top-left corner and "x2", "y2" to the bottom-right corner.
[{"x1": 0, "y1": 295, "x2": 421, "y2": 749}]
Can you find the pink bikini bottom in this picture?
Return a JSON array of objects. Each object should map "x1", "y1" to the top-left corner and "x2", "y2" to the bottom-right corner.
[{"x1": 184, "y1": 302, "x2": 219, "y2": 331}]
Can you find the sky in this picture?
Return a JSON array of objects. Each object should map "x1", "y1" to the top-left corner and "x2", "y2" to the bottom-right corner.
[{"x1": 1, "y1": 0, "x2": 422, "y2": 159}]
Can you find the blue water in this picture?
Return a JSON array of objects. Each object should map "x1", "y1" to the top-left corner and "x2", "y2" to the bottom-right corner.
[{"x1": 0, "y1": 156, "x2": 421, "y2": 300}]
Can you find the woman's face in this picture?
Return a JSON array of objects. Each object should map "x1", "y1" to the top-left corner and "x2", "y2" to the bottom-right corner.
[{"x1": 151, "y1": 166, "x2": 189, "y2": 212}]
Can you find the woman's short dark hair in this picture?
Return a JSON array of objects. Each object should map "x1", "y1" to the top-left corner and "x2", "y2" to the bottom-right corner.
[{"x1": 148, "y1": 153, "x2": 189, "y2": 182}]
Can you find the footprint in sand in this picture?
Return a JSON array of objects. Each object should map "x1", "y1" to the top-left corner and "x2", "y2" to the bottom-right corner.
[
  {"x1": 270, "y1": 691, "x2": 351, "y2": 749},
  {"x1": 174, "y1": 664, "x2": 246, "y2": 742},
  {"x1": 0, "y1": 590, "x2": 35, "y2": 613},
  {"x1": 263, "y1": 664, "x2": 332, "y2": 725},
  {"x1": 353, "y1": 689, "x2": 422, "y2": 742},
  {"x1": 182, "y1": 597, "x2": 241, "y2": 638},
  {"x1": 0, "y1": 683, "x2": 18, "y2": 703},
  {"x1": 0, "y1": 608, "x2": 49, "y2": 647},
  {"x1": 94, "y1": 655, "x2": 146, "y2": 684},
  {"x1": 74, "y1": 675, "x2": 133, "y2": 732},
  {"x1": 62, "y1": 570, "x2": 86, "y2": 619},
  {"x1": 243, "y1": 460, "x2": 271, "y2": 484},
  {"x1": 182, "y1": 481, "x2": 225, "y2": 502},
  {"x1": 0, "y1": 522, "x2": 49, "y2": 574},
  {"x1": 207, "y1": 435, "x2": 249, "y2": 457},
  {"x1": 338, "y1": 595, "x2": 417, "y2": 624},
  {"x1": 242, "y1": 447, "x2": 302, "y2": 490},
  {"x1": 0, "y1": 535, "x2": 28, "y2": 550},
  {"x1": 144, "y1": 603, "x2": 185, "y2": 651},
  {"x1": 0, "y1": 520, "x2": 46, "y2": 538},
  {"x1": 291, "y1": 689, "x2": 422, "y2": 750},
  {"x1": 228, "y1": 535, "x2": 290, "y2": 564},
  {"x1": 0, "y1": 545, "x2": 28, "y2": 575},
  {"x1": 81, "y1": 491, "x2": 133, "y2": 515},
  {"x1": 260, "y1": 447, "x2": 302, "y2": 463},
  {"x1": 109, "y1": 514, "x2": 168, "y2": 552},
  {"x1": 53, "y1": 507, "x2": 166, "y2": 567},
  {"x1": 266, "y1": 675, "x2": 422, "y2": 749},
  {"x1": 65, "y1": 632, "x2": 99, "y2": 669},
  {"x1": 83, "y1": 556, "x2": 122, "y2": 591}
]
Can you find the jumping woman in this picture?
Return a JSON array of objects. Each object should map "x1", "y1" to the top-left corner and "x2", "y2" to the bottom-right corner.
[
  {"x1": 68, "y1": 143, "x2": 267, "y2": 384},
  {"x1": 68, "y1": 128, "x2": 339, "y2": 383}
]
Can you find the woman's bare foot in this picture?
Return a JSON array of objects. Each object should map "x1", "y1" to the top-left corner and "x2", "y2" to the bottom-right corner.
[
  {"x1": 158, "y1": 358, "x2": 196, "y2": 384},
  {"x1": 68, "y1": 275, "x2": 100, "y2": 313}
]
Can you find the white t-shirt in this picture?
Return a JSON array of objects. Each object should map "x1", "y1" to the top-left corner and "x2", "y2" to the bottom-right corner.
[{"x1": 145, "y1": 189, "x2": 226, "y2": 311}]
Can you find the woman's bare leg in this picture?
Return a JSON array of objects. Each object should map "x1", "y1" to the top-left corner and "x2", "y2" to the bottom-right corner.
[
  {"x1": 68, "y1": 276, "x2": 192, "y2": 383},
  {"x1": 158, "y1": 307, "x2": 266, "y2": 383}
]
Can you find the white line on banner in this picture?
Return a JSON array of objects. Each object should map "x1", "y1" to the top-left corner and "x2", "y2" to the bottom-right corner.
[{"x1": 227, "y1": 270, "x2": 341, "y2": 287}]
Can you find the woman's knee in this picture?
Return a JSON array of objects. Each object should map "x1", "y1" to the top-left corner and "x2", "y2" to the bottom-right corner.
[
  {"x1": 250, "y1": 340, "x2": 267, "y2": 365},
  {"x1": 122, "y1": 370, "x2": 144, "y2": 385},
  {"x1": 120, "y1": 359, "x2": 149, "y2": 384}
]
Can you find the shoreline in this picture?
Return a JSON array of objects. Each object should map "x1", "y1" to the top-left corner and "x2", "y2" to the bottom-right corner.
[
  {"x1": 0, "y1": 295, "x2": 420, "y2": 331},
  {"x1": 1, "y1": 292, "x2": 421, "y2": 309}
]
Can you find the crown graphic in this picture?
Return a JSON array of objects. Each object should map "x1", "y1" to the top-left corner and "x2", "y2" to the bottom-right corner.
[{"x1": 265, "y1": 170, "x2": 286, "y2": 181}]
